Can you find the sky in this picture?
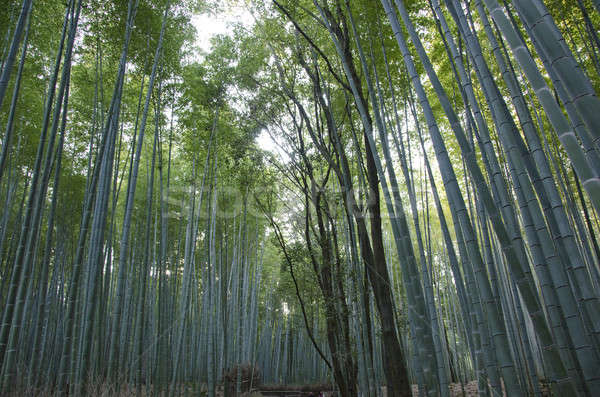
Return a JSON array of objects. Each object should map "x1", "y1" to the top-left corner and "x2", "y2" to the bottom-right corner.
[{"x1": 190, "y1": 4, "x2": 253, "y2": 53}]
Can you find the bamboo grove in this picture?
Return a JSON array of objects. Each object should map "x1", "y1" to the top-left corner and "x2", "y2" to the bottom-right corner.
[{"x1": 0, "y1": 0, "x2": 599, "y2": 396}]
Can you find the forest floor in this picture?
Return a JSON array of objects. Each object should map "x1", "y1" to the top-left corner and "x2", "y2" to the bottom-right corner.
[
  {"x1": 252, "y1": 381, "x2": 547, "y2": 396},
  {"x1": 7, "y1": 380, "x2": 552, "y2": 396},
  {"x1": 242, "y1": 382, "x2": 503, "y2": 397}
]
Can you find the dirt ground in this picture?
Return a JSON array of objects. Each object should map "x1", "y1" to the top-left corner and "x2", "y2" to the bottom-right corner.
[
  {"x1": 9, "y1": 380, "x2": 550, "y2": 396},
  {"x1": 244, "y1": 383, "x2": 491, "y2": 397},
  {"x1": 250, "y1": 382, "x2": 532, "y2": 397}
]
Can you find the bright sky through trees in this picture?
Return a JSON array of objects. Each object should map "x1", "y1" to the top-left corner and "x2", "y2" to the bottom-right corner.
[{"x1": 192, "y1": 7, "x2": 280, "y2": 154}]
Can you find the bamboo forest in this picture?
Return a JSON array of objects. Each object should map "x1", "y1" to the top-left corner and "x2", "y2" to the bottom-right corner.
[{"x1": 2, "y1": 0, "x2": 600, "y2": 396}]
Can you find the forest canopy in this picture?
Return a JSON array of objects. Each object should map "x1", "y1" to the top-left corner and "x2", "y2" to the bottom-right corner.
[{"x1": 0, "y1": 0, "x2": 600, "y2": 396}]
